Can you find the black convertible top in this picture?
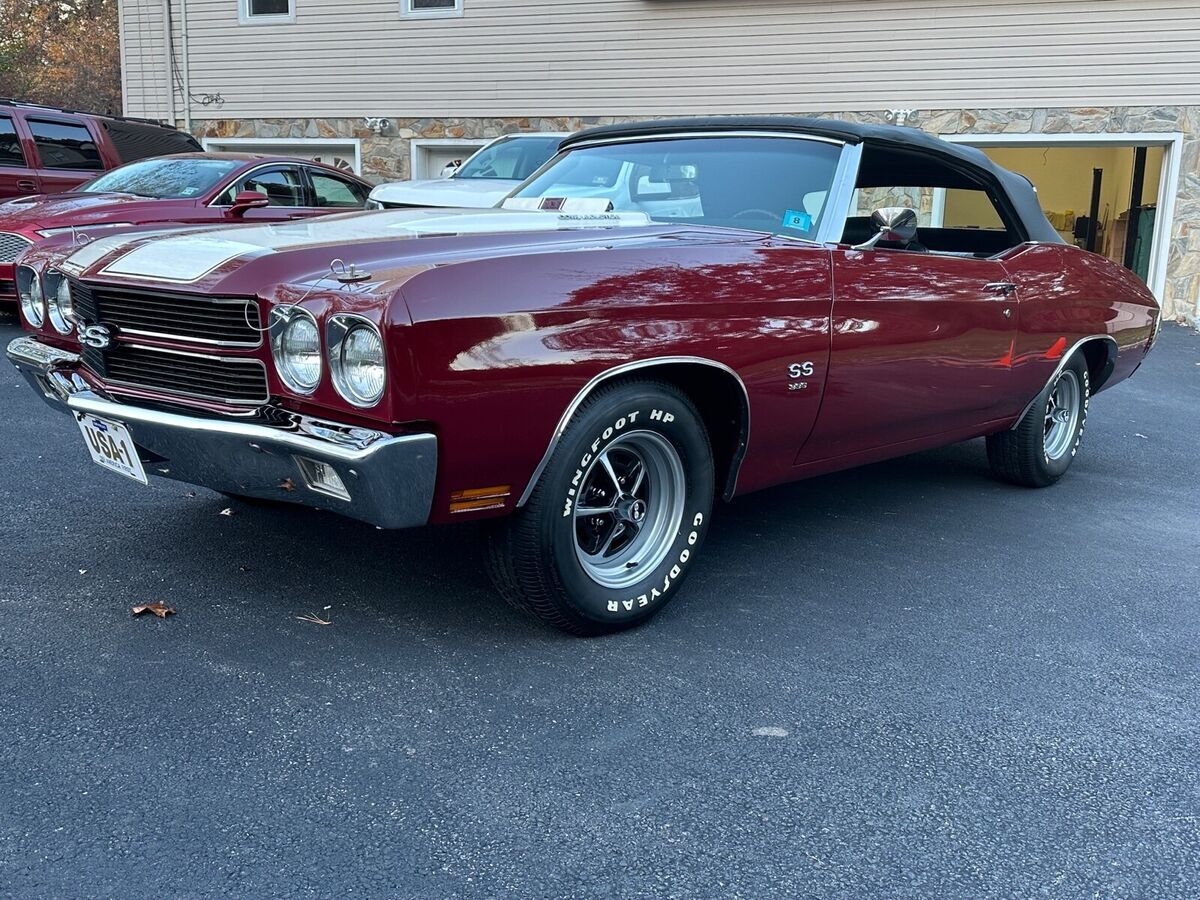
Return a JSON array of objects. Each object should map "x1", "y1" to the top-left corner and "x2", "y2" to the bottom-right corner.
[{"x1": 563, "y1": 117, "x2": 1062, "y2": 244}]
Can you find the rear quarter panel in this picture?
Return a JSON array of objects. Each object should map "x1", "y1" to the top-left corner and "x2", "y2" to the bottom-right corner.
[
  {"x1": 395, "y1": 240, "x2": 836, "y2": 523},
  {"x1": 1001, "y1": 243, "x2": 1158, "y2": 412}
]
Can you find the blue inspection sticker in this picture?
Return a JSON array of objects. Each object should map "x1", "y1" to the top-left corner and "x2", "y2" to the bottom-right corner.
[{"x1": 783, "y1": 209, "x2": 813, "y2": 231}]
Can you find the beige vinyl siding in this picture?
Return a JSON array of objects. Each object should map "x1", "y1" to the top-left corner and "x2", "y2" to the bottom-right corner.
[
  {"x1": 124, "y1": 0, "x2": 1200, "y2": 119},
  {"x1": 119, "y1": 0, "x2": 172, "y2": 120}
]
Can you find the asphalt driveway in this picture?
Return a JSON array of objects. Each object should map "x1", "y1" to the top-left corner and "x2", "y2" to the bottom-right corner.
[{"x1": 1, "y1": 314, "x2": 1197, "y2": 899}]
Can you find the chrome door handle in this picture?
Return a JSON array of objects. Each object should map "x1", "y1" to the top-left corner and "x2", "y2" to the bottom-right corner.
[{"x1": 986, "y1": 282, "x2": 1017, "y2": 296}]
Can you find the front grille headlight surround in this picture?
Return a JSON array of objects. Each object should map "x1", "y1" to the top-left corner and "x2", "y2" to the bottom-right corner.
[
  {"x1": 270, "y1": 306, "x2": 322, "y2": 395},
  {"x1": 45, "y1": 270, "x2": 75, "y2": 335},
  {"x1": 328, "y1": 315, "x2": 386, "y2": 408},
  {"x1": 16, "y1": 265, "x2": 44, "y2": 328}
]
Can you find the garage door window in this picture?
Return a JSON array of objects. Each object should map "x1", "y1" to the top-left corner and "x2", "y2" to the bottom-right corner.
[{"x1": 27, "y1": 119, "x2": 103, "y2": 171}]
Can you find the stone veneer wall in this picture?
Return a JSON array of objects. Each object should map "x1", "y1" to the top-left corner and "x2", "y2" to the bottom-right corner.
[{"x1": 195, "y1": 107, "x2": 1199, "y2": 325}]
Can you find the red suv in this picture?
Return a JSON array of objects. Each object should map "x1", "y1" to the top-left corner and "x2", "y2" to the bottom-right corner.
[{"x1": 0, "y1": 98, "x2": 201, "y2": 201}]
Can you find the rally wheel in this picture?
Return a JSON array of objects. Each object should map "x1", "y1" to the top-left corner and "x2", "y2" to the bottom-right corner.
[
  {"x1": 987, "y1": 353, "x2": 1090, "y2": 488},
  {"x1": 487, "y1": 379, "x2": 714, "y2": 636}
]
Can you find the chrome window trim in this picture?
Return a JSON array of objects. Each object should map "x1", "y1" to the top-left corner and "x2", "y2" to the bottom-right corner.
[
  {"x1": 206, "y1": 162, "x2": 309, "y2": 209},
  {"x1": 325, "y1": 313, "x2": 386, "y2": 409},
  {"x1": 565, "y1": 131, "x2": 847, "y2": 150},
  {"x1": 814, "y1": 142, "x2": 863, "y2": 246},
  {"x1": 88, "y1": 341, "x2": 270, "y2": 407},
  {"x1": 1011, "y1": 334, "x2": 1118, "y2": 428},
  {"x1": 517, "y1": 355, "x2": 751, "y2": 508}
]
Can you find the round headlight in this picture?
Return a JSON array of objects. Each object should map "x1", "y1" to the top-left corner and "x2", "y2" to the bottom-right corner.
[
  {"x1": 273, "y1": 312, "x2": 322, "y2": 394},
  {"x1": 334, "y1": 324, "x2": 385, "y2": 407},
  {"x1": 48, "y1": 277, "x2": 74, "y2": 334},
  {"x1": 20, "y1": 273, "x2": 45, "y2": 328}
]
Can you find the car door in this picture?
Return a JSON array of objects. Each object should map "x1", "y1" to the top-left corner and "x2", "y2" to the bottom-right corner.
[
  {"x1": 212, "y1": 165, "x2": 313, "y2": 220},
  {"x1": 24, "y1": 116, "x2": 106, "y2": 194},
  {"x1": 796, "y1": 184, "x2": 1020, "y2": 464},
  {"x1": 0, "y1": 113, "x2": 42, "y2": 198}
]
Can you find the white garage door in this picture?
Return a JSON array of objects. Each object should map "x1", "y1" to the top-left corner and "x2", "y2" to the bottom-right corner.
[{"x1": 201, "y1": 138, "x2": 362, "y2": 174}]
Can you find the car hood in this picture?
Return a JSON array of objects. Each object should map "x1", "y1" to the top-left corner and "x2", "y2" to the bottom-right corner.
[
  {"x1": 56, "y1": 207, "x2": 757, "y2": 297},
  {"x1": 0, "y1": 192, "x2": 188, "y2": 232},
  {"x1": 369, "y1": 178, "x2": 521, "y2": 208}
]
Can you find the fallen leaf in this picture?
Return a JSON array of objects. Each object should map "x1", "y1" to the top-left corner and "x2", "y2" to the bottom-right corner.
[
  {"x1": 279, "y1": 478, "x2": 297, "y2": 492},
  {"x1": 296, "y1": 613, "x2": 332, "y2": 626},
  {"x1": 132, "y1": 602, "x2": 176, "y2": 618},
  {"x1": 219, "y1": 507, "x2": 234, "y2": 516}
]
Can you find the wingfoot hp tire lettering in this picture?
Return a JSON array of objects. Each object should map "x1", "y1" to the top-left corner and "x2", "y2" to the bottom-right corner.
[
  {"x1": 487, "y1": 380, "x2": 715, "y2": 636},
  {"x1": 987, "y1": 352, "x2": 1091, "y2": 488}
]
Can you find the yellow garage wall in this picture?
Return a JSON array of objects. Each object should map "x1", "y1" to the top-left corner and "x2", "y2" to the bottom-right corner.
[{"x1": 942, "y1": 145, "x2": 1165, "y2": 239}]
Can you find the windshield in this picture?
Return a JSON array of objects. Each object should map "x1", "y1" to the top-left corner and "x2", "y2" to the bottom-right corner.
[
  {"x1": 454, "y1": 136, "x2": 562, "y2": 181},
  {"x1": 508, "y1": 136, "x2": 842, "y2": 238},
  {"x1": 81, "y1": 158, "x2": 242, "y2": 199}
]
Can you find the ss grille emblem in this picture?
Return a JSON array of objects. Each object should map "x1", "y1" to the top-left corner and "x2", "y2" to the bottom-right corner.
[{"x1": 79, "y1": 324, "x2": 113, "y2": 350}]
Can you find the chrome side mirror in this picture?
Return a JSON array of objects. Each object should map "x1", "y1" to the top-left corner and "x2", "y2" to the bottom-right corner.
[{"x1": 853, "y1": 206, "x2": 919, "y2": 250}]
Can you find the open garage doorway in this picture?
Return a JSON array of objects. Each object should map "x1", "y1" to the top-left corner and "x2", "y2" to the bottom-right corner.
[{"x1": 941, "y1": 133, "x2": 1183, "y2": 302}]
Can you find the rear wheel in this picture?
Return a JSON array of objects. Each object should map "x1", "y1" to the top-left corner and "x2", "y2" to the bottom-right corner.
[
  {"x1": 487, "y1": 380, "x2": 714, "y2": 636},
  {"x1": 987, "y1": 353, "x2": 1090, "y2": 487}
]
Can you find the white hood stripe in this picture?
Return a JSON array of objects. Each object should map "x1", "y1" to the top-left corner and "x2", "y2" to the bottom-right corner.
[{"x1": 80, "y1": 209, "x2": 653, "y2": 284}]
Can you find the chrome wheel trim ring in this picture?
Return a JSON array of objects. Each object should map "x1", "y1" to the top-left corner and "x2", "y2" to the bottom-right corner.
[
  {"x1": 1044, "y1": 369, "x2": 1082, "y2": 461},
  {"x1": 572, "y1": 430, "x2": 687, "y2": 590}
]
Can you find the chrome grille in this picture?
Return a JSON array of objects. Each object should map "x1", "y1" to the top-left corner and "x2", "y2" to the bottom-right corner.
[
  {"x1": 0, "y1": 232, "x2": 32, "y2": 263},
  {"x1": 73, "y1": 279, "x2": 262, "y2": 347},
  {"x1": 81, "y1": 344, "x2": 269, "y2": 405}
]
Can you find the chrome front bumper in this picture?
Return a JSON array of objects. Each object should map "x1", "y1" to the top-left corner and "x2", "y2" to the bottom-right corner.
[{"x1": 7, "y1": 336, "x2": 437, "y2": 529}]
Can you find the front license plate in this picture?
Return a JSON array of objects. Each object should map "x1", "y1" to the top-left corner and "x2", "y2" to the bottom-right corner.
[{"x1": 76, "y1": 414, "x2": 148, "y2": 485}]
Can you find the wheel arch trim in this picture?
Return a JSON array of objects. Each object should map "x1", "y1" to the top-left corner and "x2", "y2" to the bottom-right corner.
[
  {"x1": 516, "y1": 356, "x2": 751, "y2": 507},
  {"x1": 1011, "y1": 334, "x2": 1118, "y2": 429}
]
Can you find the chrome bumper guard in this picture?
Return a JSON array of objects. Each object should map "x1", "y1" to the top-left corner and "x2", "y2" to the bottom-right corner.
[{"x1": 7, "y1": 336, "x2": 436, "y2": 529}]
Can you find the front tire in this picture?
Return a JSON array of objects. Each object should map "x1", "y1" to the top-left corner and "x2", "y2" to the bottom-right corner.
[
  {"x1": 987, "y1": 353, "x2": 1090, "y2": 487},
  {"x1": 487, "y1": 380, "x2": 715, "y2": 636}
]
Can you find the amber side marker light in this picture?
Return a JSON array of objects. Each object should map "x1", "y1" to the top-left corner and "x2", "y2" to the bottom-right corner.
[{"x1": 449, "y1": 485, "x2": 511, "y2": 514}]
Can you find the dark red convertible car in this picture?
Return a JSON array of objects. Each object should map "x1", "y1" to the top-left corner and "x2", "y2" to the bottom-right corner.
[
  {"x1": 8, "y1": 118, "x2": 1161, "y2": 635},
  {"x1": 0, "y1": 152, "x2": 371, "y2": 304}
]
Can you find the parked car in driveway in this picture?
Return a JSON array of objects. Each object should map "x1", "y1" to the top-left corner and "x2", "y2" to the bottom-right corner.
[
  {"x1": 8, "y1": 117, "x2": 1161, "y2": 635},
  {"x1": 367, "y1": 133, "x2": 567, "y2": 209},
  {"x1": 0, "y1": 153, "x2": 373, "y2": 304},
  {"x1": 0, "y1": 98, "x2": 201, "y2": 201}
]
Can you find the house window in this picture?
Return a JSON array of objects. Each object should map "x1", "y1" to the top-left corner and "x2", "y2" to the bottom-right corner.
[
  {"x1": 402, "y1": 0, "x2": 462, "y2": 18},
  {"x1": 240, "y1": 0, "x2": 295, "y2": 24}
]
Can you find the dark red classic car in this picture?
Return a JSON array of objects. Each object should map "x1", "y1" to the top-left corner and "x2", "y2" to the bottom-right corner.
[
  {"x1": 0, "y1": 152, "x2": 372, "y2": 304},
  {"x1": 8, "y1": 118, "x2": 1161, "y2": 635}
]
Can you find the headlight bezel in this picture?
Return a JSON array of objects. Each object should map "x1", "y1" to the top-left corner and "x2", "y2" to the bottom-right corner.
[
  {"x1": 45, "y1": 271, "x2": 75, "y2": 335},
  {"x1": 269, "y1": 306, "x2": 323, "y2": 395},
  {"x1": 327, "y1": 315, "x2": 386, "y2": 408},
  {"x1": 16, "y1": 265, "x2": 45, "y2": 328}
]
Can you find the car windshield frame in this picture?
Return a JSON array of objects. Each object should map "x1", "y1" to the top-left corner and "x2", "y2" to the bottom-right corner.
[
  {"x1": 80, "y1": 158, "x2": 244, "y2": 200},
  {"x1": 505, "y1": 134, "x2": 848, "y2": 241},
  {"x1": 453, "y1": 136, "x2": 563, "y2": 182}
]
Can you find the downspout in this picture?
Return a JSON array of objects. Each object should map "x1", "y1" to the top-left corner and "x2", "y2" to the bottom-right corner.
[
  {"x1": 161, "y1": 0, "x2": 176, "y2": 124},
  {"x1": 180, "y1": 0, "x2": 192, "y2": 134}
]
